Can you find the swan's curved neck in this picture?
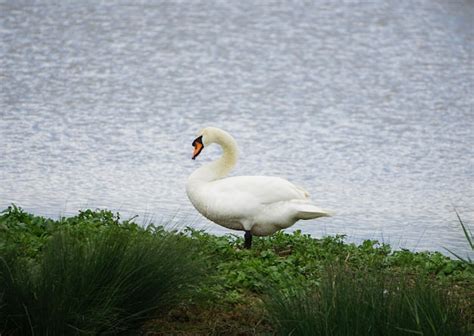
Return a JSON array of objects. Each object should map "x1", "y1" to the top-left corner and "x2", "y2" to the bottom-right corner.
[{"x1": 190, "y1": 131, "x2": 238, "y2": 183}]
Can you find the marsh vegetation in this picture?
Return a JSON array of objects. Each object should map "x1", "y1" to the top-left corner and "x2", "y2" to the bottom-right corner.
[{"x1": 0, "y1": 206, "x2": 472, "y2": 335}]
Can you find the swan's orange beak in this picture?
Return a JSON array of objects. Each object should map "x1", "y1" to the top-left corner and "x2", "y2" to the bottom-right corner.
[
  {"x1": 192, "y1": 142, "x2": 203, "y2": 160},
  {"x1": 192, "y1": 136, "x2": 204, "y2": 160}
]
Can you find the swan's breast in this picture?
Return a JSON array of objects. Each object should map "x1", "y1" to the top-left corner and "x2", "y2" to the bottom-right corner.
[{"x1": 186, "y1": 181, "x2": 252, "y2": 231}]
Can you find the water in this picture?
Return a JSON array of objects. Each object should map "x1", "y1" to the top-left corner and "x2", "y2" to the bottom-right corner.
[{"x1": 1, "y1": 1, "x2": 473, "y2": 257}]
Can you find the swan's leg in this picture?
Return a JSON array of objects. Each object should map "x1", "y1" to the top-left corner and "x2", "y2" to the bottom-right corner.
[{"x1": 244, "y1": 230, "x2": 252, "y2": 249}]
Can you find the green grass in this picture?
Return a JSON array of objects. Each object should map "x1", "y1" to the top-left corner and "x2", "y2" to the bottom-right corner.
[
  {"x1": 0, "y1": 205, "x2": 472, "y2": 335},
  {"x1": 445, "y1": 209, "x2": 473, "y2": 266},
  {"x1": 264, "y1": 264, "x2": 468, "y2": 336},
  {"x1": 0, "y1": 207, "x2": 208, "y2": 335},
  {"x1": 186, "y1": 227, "x2": 472, "y2": 300}
]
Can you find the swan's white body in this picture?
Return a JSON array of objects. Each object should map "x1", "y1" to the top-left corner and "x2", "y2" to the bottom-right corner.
[{"x1": 186, "y1": 127, "x2": 330, "y2": 237}]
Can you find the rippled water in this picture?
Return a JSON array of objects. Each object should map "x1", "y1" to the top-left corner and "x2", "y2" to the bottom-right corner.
[{"x1": 1, "y1": 1, "x2": 473, "y2": 257}]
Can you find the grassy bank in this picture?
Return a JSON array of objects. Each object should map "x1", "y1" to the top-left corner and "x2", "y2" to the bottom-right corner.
[{"x1": 0, "y1": 205, "x2": 472, "y2": 335}]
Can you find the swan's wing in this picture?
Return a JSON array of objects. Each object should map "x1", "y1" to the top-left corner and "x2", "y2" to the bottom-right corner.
[{"x1": 208, "y1": 176, "x2": 310, "y2": 205}]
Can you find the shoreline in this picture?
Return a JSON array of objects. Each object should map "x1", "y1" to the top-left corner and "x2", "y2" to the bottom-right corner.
[{"x1": 1, "y1": 206, "x2": 472, "y2": 335}]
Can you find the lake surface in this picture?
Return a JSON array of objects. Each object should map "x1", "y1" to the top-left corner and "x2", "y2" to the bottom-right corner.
[{"x1": 1, "y1": 1, "x2": 473, "y2": 257}]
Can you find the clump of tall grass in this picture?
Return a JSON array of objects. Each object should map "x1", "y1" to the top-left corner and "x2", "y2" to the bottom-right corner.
[
  {"x1": 264, "y1": 264, "x2": 468, "y2": 336},
  {"x1": 0, "y1": 225, "x2": 207, "y2": 335}
]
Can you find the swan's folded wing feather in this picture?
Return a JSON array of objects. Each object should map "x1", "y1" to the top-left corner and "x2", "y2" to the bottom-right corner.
[{"x1": 208, "y1": 176, "x2": 309, "y2": 205}]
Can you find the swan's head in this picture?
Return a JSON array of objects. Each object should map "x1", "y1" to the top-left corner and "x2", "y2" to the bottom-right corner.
[{"x1": 191, "y1": 127, "x2": 234, "y2": 160}]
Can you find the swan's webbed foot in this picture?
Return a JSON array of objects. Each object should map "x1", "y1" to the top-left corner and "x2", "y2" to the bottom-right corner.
[{"x1": 244, "y1": 230, "x2": 252, "y2": 249}]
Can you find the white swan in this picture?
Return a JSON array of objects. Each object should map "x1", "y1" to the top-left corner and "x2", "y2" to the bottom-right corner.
[{"x1": 186, "y1": 127, "x2": 330, "y2": 248}]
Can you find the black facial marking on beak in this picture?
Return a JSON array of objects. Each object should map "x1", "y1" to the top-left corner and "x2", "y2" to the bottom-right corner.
[
  {"x1": 192, "y1": 135, "x2": 204, "y2": 160},
  {"x1": 192, "y1": 135, "x2": 203, "y2": 147}
]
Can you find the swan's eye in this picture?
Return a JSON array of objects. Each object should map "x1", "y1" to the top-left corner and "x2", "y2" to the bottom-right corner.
[{"x1": 192, "y1": 136, "x2": 204, "y2": 160}]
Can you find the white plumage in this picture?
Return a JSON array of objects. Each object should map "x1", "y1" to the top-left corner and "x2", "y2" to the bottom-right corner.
[{"x1": 186, "y1": 127, "x2": 330, "y2": 247}]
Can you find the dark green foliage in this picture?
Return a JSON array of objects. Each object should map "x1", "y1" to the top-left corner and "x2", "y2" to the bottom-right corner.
[
  {"x1": 0, "y1": 206, "x2": 472, "y2": 334},
  {"x1": 0, "y1": 206, "x2": 207, "y2": 335},
  {"x1": 264, "y1": 264, "x2": 468, "y2": 336},
  {"x1": 184, "y1": 227, "x2": 472, "y2": 334},
  {"x1": 0, "y1": 205, "x2": 141, "y2": 261},
  {"x1": 184, "y1": 228, "x2": 471, "y2": 303}
]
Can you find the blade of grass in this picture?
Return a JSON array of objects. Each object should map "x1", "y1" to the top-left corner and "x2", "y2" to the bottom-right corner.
[{"x1": 445, "y1": 210, "x2": 473, "y2": 265}]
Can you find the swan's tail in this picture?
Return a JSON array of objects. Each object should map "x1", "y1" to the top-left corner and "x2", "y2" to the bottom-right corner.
[{"x1": 292, "y1": 201, "x2": 332, "y2": 220}]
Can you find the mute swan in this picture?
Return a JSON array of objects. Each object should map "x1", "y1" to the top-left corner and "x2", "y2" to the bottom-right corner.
[{"x1": 186, "y1": 127, "x2": 330, "y2": 248}]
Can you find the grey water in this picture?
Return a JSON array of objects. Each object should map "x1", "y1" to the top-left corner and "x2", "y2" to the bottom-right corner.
[{"x1": 1, "y1": 1, "x2": 473, "y2": 257}]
